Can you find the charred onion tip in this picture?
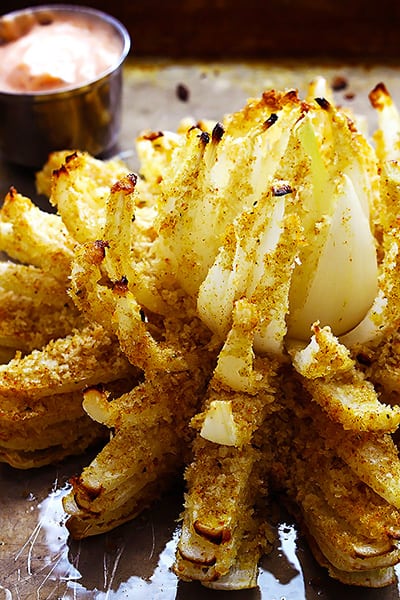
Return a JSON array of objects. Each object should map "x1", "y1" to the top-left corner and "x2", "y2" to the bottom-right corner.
[
  {"x1": 142, "y1": 131, "x2": 164, "y2": 141},
  {"x1": 315, "y1": 97, "x2": 331, "y2": 110},
  {"x1": 94, "y1": 239, "x2": 109, "y2": 249},
  {"x1": 54, "y1": 163, "x2": 69, "y2": 177},
  {"x1": 199, "y1": 131, "x2": 210, "y2": 145},
  {"x1": 111, "y1": 172, "x2": 137, "y2": 194},
  {"x1": 369, "y1": 82, "x2": 389, "y2": 108},
  {"x1": 372, "y1": 82, "x2": 387, "y2": 95},
  {"x1": 113, "y1": 275, "x2": 129, "y2": 293},
  {"x1": 65, "y1": 151, "x2": 79, "y2": 163},
  {"x1": 53, "y1": 151, "x2": 79, "y2": 176},
  {"x1": 272, "y1": 183, "x2": 293, "y2": 197},
  {"x1": 92, "y1": 239, "x2": 109, "y2": 260},
  {"x1": 211, "y1": 121, "x2": 225, "y2": 142},
  {"x1": 264, "y1": 113, "x2": 278, "y2": 129}
]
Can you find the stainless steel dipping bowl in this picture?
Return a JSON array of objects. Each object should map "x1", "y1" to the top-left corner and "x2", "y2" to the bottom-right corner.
[{"x1": 0, "y1": 4, "x2": 131, "y2": 168}]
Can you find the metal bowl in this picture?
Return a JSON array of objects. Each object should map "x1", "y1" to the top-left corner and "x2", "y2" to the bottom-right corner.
[{"x1": 0, "y1": 4, "x2": 131, "y2": 168}]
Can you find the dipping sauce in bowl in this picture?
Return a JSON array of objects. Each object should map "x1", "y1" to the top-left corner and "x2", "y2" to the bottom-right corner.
[
  {"x1": 0, "y1": 11, "x2": 124, "y2": 93},
  {"x1": 0, "y1": 5, "x2": 131, "y2": 167}
]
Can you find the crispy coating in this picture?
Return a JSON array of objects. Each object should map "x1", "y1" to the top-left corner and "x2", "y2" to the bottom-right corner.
[
  {"x1": 42, "y1": 150, "x2": 130, "y2": 243},
  {"x1": 0, "y1": 153, "x2": 141, "y2": 469},
  {"x1": 64, "y1": 365, "x2": 212, "y2": 538},
  {"x1": 0, "y1": 262, "x2": 83, "y2": 353},
  {"x1": 5, "y1": 78, "x2": 400, "y2": 592},
  {"x1": 0, "y1": 187, "x2": 75, "y2": 281}
]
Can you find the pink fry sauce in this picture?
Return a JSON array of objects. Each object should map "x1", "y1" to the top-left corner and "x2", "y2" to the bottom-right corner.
[{"x1": 0, "y1": 12, "x2": 123, "y2": 93}]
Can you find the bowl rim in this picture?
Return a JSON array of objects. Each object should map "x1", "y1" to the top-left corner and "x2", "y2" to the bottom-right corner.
[{"x1": 0, "y1": 3, "x2": 131, "y2": 98}]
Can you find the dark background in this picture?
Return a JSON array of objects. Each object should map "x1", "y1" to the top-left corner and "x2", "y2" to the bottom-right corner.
[{"x1": 1, "y1": 0, "x2": 400, "y2": 61}]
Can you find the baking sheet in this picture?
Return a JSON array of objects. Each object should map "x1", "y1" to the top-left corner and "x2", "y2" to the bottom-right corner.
[{"x1": 2, "y1": 59, "x2": 400, "y2": 599}]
